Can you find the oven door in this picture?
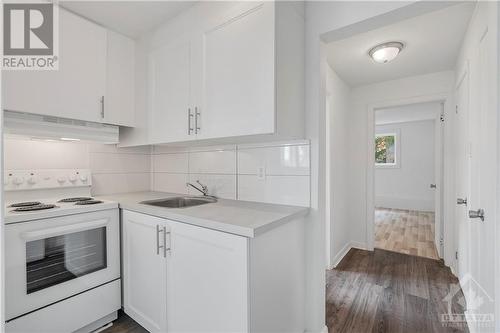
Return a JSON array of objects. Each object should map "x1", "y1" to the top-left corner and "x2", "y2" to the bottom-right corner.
[{"x1": 5, "y1": 209, "x2": 120, "y2": 320}]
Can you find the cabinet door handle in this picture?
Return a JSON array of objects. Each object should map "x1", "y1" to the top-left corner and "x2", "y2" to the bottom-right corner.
[
  {"x1": 195, "y1": 107, "x2": 201, "y2": 134},
  {"x1": 156, "y1": 224, "x2": 164, "y2": 255},
  {"x1": 100, "y1": 96, "x2": 105, "y2": 119},
  {"x1": 188, "y1": 108, "x2": 194, "y2": 135},
  {"x1": 163, "y1": 227, "x2": 171, "y2": 257}
]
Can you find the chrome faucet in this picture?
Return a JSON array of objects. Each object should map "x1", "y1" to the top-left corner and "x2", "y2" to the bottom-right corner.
[{"x1": 186, "y1": 180, "x2": 209, "y2": 196}]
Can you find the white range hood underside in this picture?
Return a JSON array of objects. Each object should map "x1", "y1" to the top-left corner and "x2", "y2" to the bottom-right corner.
[{"x1": 3, "y1": 110, "x2": 119, "y2": 143}]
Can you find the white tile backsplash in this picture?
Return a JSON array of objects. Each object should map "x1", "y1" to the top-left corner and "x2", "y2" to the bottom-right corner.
[
  {"x1": 92, "y1": 173, "x2": 150, "y2": 195},
  {"x1": 237, "y1": 144, "x2": 310, "y2": 176},
  {"x1": 238, "y1": 175, "x2": 310, "y2": 207},
  {"x1": 5, "y1": 139, "x2": 151, "y2": 196},
  {"x1": 88, "y1": 143, "x2": 151, "y2": 154},
  {"x1": 152, "y1": 153, "x2": 189, "y2": 173},
  {"x1": 5, "y1": 139, "x2": 89, "y2": 170},
  {"x1": 189, "y1": 150, "x2": 236, "y2": 174},
  {"x1": 5, "y1": 138, "x2": 310, "y2": 206},
  {"x1": 151, "y1": 140, "x2": 310, "y2": 206},
  {"x1": 188, "y1": 174, "x2": 237, "y2": 199},
  {"x1": 90, "y1": 153, "x2": 151, "y2": 174},
  {"x1": 152, "y1": 173, "x2": 189, "y2": 194}
]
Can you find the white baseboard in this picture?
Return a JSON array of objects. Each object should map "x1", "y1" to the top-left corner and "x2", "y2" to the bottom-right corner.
[
  {"x1": 305, "y1": 325, "x2": 328, "y2": 333},
  {"x1": 330, "y1": 241, "x2": 368, "y2": 268},
  {"x1": 375, "y1": 196, "x2": 434, "y2": 211}
]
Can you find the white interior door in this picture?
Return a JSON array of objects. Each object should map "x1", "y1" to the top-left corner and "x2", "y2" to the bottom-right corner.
[
  {"x1": 455, "y1": 5, "x2": 498, "y2": 327},
  {"x1": 455, "y1": 67, "x2": 470, "y2": 282},
  {"x1": 467, "y1": 18, "x2": 497, "y2": 323}
]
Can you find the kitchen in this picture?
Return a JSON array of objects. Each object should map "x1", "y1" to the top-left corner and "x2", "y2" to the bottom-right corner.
[
  {"x1": 6, "y1": 1, "x2": 498, "y2": 333},
  {"x1": 2, "y1": 2, "x2": 310, "y2": 333}
]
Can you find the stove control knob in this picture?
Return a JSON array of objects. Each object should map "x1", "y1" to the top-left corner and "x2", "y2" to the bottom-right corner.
[
  {"x1": 80, "y1": 174, "x2": 88, "y2": 182},
  {"x1": 69, "y1": 175, "x2": 77, "y2": 183},
  {"x1": 57, "y1": 176, "x2": 67, "y2": 184},
  {"x1": 13, "y1": 177, "x2": 24, "y2": 185},
  {"x1": 27, "y1": 176, "x2": 37, "y2": 185}
]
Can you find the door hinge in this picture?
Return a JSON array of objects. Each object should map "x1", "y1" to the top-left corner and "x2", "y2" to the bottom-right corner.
[
  {"x1": 440, "y1": 114, "x2": 445, "y2": 122},
  {"x1": 455, "y1": 251, "x2": 459, "y2": 260},
  {"x1": 439, "y1": 237, "x2": 444, "y2": 246},
  {"x1": 455, "y1": 105, "x2": 458, "y2": 114}
]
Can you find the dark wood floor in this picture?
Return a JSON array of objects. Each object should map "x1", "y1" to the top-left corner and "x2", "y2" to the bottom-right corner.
[
  {"x1": 103, "y1": 248, "x2": 467, "y2": 333},
  {"x1": 101, "y1": 310, "x2": 147, "y2": 333},
  {"x1": 326, "y1": 248, "x2": 468, "y2": 333}
]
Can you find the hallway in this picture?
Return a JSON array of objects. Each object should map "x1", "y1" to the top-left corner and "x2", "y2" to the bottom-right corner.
[
  {"x1": 326, "y1": 248, "x2": 467, "y2": 333},
  {"x1": 375, "y1": 208, "x2": 439, "y2": 260}
]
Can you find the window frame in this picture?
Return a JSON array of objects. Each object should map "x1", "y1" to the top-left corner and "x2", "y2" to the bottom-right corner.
[{"x1": 375, "y1": 129, "x2": 400, "y2": 169}]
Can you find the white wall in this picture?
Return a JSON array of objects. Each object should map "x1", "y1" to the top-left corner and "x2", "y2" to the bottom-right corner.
[
  {"x1": 326, "y1": 66, "x2": 352, "y2": 268},
  {"x1": 3, "y1": 138, "x2": 151, "y2": 195},
  {"x1": 376, "y1": 102, "x2": 439, "y2": 124},
  {"x1": 375, "y1": 119, "x2": 435, "y2": 211},
  {"x1": 347, "y1": 70, "x2": 454, "y2": 255},
  {"x1": 152, "y1": 140, "x2": 311, "y2": 207}
]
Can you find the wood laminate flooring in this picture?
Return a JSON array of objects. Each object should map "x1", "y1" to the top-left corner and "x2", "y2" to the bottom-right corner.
[
  {"x1": 101, "y1": 310, "x2": 147, "y2": 333},
  {"x1": 375, "y1": 208, "x2": 439, "y2": 260},
  {"x1": 326, "y1": 248, "x2": 468, "y2": 333}
]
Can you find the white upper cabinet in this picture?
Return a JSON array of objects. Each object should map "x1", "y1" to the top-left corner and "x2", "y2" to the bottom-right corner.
[
  {"x1": 149, "y1": 37, "x2": 193, "y2": 144},
  {"x1": 2, "y1": 9, "x2": 107, "y2": 123},
  {"x1": 105, "y1": 30, "x2": 135, "y2": 127},
  {"x1": 197, "y1": 3, "x2": 275, "y2": 140},
  {"x1": 3, "y1": 8, "x2": 136, "y2": 127},
  {"x1": 120, "y1": 1, "x2": 304, "y2": 146}
]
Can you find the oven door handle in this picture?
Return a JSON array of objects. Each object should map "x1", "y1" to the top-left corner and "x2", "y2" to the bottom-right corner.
[{"x1": 21, "y1": 219, "x2": 109, "y2": 241}]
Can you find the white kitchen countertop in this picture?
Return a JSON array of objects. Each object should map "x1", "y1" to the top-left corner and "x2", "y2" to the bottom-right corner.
[{"x1": 96, "y1": 191, "x2": 309, "y2": 237}]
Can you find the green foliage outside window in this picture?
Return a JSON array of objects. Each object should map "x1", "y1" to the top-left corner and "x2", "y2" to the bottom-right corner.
[{"x1": 375, "y1": 134, "x2": 396, "y2": 164}]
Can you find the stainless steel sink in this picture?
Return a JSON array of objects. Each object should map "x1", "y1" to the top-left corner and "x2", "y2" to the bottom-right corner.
[{"x1": 140, "y1": 196, "x2": 217, "y2": 208}]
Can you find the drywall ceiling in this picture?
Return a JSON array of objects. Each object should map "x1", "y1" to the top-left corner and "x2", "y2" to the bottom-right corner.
[
  {"x1": 61, "y1": 1, "x2": 196, "y2": 39},
  {"x1": 375, "y1": 102, "x2": 441, "y2": 125},
  {"x1": 326, "y1": 3, "x2": 475, "y2": 87}
]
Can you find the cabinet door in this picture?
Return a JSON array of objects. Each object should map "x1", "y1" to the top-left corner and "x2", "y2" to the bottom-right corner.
[
  {"x1": 166, "y1": 220, "x2": 249, "y2": 332},
  {"x1": 2, "y1": 9, "x2": 106, "y2": 123},
  {"x1": 197, "y1": 2, "x2": 275, "y2": 140},
  {"x1": 105, "y1": 30, "x2": 135, "y2": 127},
  {"x1": 122, "y1": 211, "x2": 167, "y2": 333},
  {"x1": 149, "y1": 38, "x2": 194, "y2": 143}
]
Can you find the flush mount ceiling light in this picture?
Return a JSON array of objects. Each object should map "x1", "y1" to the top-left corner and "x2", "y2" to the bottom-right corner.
[{"x1": 369, "y1": 41, "x2": 404, "y2": 64}]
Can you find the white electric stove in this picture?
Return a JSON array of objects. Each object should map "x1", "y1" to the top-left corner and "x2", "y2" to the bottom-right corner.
[{"x1": 4, "y1": 169, "x2": 121, "y2": 333}]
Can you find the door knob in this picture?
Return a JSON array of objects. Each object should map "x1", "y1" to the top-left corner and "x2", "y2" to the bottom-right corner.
[
  {"x1": 469, "y1": 209, "x2": 485, "y2": 221},
  {"x1": 457, "y1": 198, "x2": 467, "y2": 205},
  {"x1": 430, "y1": 184, "x2": 437, "y2": 189}
]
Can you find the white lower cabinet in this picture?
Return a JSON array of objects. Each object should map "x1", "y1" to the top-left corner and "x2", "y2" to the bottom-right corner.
[
  {"x1": 166, "y1": 219, "x2": 249, "y2": 332},
  {"x1": 122, "y1": 212, "x2": 168, "y2": 332},
  {"x1": 122, "y1": 210, "x2": 249, "y2": 332},
  {"x1": 121, "y1": 209, "x2": 305, "y2": 333}
]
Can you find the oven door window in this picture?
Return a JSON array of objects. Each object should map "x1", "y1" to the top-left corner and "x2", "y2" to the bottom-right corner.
[{"x1": 26, "y1": 227, "x2": 107, "y2": 294}]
